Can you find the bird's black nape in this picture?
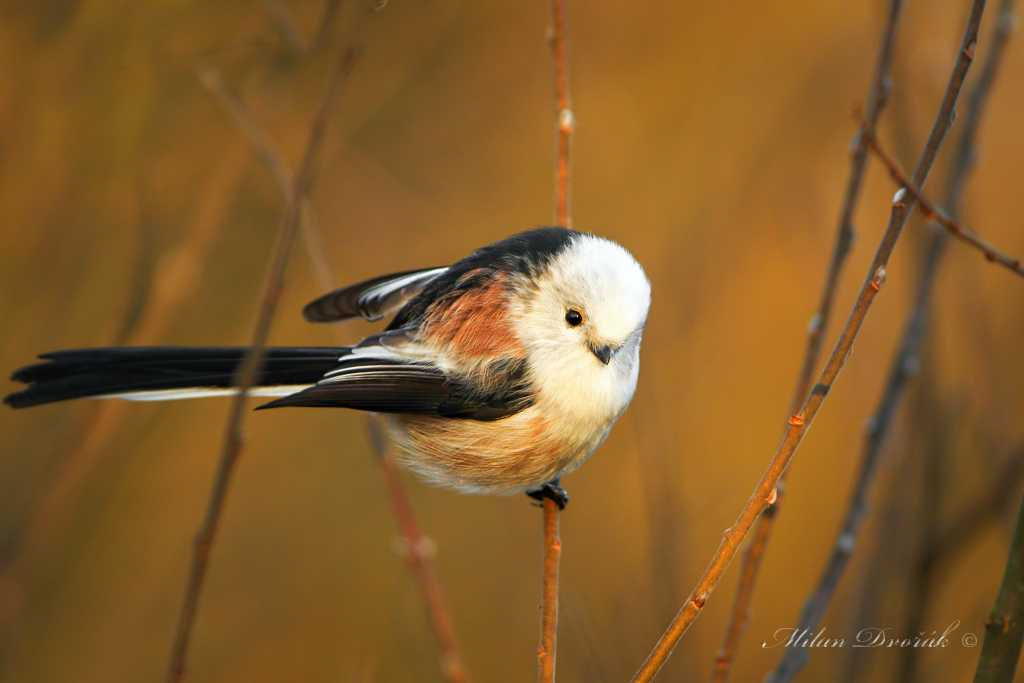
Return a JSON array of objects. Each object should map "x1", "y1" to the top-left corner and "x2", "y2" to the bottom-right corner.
[{"x1": 387, "y1": 227, "x2": 578, "y2": 330}]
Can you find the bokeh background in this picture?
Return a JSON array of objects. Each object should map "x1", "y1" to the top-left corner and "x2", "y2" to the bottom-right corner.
[{"x1": 1, "y1": 1, "x2": 1023, "y2": 681}]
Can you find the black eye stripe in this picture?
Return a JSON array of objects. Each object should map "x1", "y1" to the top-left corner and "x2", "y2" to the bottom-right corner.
[{"x1": 565, "y1": 309, "x2": 583, "y2": 327}]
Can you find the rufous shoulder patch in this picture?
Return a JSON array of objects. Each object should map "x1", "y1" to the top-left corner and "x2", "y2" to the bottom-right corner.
[{"x1": 422, "y1": 269, "x2": 524, "y2": 358}]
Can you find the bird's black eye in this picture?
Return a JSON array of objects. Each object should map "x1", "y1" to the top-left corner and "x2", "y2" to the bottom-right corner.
[{"x1": 565, "y1": 309, "x2": 583, "y2": 327}]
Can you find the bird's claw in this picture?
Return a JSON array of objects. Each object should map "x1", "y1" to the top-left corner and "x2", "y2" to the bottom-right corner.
[{"x1": 526, "y1": 478, "x2": 569, "y2": 510}]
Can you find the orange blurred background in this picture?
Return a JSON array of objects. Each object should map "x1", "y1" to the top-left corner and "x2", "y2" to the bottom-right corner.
[{"x1": 1, "y1": 1, "x2": 1022, "y2": 681}]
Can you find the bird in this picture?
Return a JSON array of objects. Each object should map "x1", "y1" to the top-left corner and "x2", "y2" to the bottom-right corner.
[{"x1": 4, "y1": 227, "x2": 650, "y2": 508}]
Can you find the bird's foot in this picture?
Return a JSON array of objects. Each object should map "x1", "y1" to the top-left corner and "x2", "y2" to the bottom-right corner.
[{"x1": 526, "y1": 478, "x2": 569, "y2": 510}]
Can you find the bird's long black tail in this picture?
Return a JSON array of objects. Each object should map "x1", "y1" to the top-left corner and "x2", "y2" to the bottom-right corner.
[{"x1": 4, "y1": 347, "x2": 348, "y2": 409}]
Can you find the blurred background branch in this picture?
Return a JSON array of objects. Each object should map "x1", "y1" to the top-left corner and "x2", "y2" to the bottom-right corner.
[
  {"x1": 634, "y1": 0, "x2": 987, "y2": 679},
  {"x1": 768, "y1": 2, "x2": 1014, "y2": 678},
  {"x1": 195, "y1": 8, "x2": 469, "y2": 678},
  {"x1": 165, "y1": 35, "x2": 360, "y2": 683}
]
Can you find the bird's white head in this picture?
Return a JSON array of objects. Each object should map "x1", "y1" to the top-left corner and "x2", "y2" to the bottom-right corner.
[{"x1": 512, "y1": 233, "x2": 651, "y2": 431}]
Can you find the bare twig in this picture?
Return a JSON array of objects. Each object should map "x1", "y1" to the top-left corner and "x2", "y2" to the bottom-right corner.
[
  {"x1": 941, "y1": 0, "x2": 1017, "y2": 220},
  {"x1": 367, "y1": 419, "x2": 468, "y2": 682},
  {"x1": 261, "y1": 0, "x2": 308, "y2": 53},
  {"x1": 197, "y1": 68, "x2": 292, "y2": 198},
  {"x1": 898, "y1": 378, "x2": 951, "y2": 683},
  {"x1": 631, "y1": 2, "x2": 987, "y2": 679},
  {"x1": 712, "y1": 2, "x2": 904, "y2": 678},
  {"x1": 973, "y1": 491, "x2": 1024, "y2": 682},
  {"x1": 549, "y1": 0, "x2": 573, "y2": 229},
  {"x1": 538, "y1": 497, "x2": 562, "y2": 683},
  {"x1": 164, "y1": 45, "x2": 359, "y2": 683},
  {"x1": 838, "y1": 451, "x2": 915, "y2": 683},
  {"x1": 199, "y1": 31, "x2": 470, "y2": 683},
  {"x1": 864, "y1": 133, "x2": 1023, "y2": 278},
  {"x1": 767, "y1": 4, "x2": 1013, "y2": 676},
  {"x1": 538, "y1": 1, "x2": 571, "y2": 682},
  {"x1": 261, "y1": 0, "x2": 343, "y2": 56}
]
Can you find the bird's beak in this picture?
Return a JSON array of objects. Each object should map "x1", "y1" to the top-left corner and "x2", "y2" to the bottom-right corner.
[{"x1": 589, "y1": 342, "x2": 619, "y2": 365}]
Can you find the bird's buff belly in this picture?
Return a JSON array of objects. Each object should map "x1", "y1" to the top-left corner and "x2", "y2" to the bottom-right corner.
[{"x1": 385, "y1": 407, "x2": 607, "y2": 495}]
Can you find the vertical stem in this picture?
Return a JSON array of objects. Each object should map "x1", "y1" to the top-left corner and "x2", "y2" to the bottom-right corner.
[
  {"x1": 537, "y1": 1, "x2": 571, "y2": 681},
  {"x1": 549, "y1": 0, "x2": 573, "y2": 228},
  {"x1": 537, "y1": 498, "x2": 562, "y2": 683}
]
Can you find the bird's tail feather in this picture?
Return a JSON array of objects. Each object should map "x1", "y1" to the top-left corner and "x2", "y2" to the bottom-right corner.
[{"x1": 4, "y1": 346, "x2": 348, "y2": 409}]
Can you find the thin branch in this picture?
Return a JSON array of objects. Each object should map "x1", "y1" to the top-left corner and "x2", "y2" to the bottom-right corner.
[
  {"x1": 711, "y1": 2, "x2": 904, "y2": 678},
  {"x1": 164, "y1": 45, "x2": 359, "y2": 683},
  {"x1": 943, "y1": 0, "x2": 1017, "y2": 218},
  {"x1": 864, "y1": 132, "x2": 1023, "y2": 278},
  {"x1": 310, "y1": 0, "x2": 345, "y2": 55},
  {"x1": 549, "y1": 0, "x2": 573, "y2": 229},
  {"x1": 260, "y1": 1, "x2": 343, "y2": 57},
  {"x1": 196, "y1": 68, "x2": 337, "y2": 291},
  {"x1": 538, "y1": 497, "x2": 562, "y2": 683},
  {"x1": 766, "y1": 1, "x2": 1012, "y2": 679},
  {"x1": 838, "y1": 451, "x2": 914, "y2": 683},
  {"x1": 261, "y1": 0, "x2": 310, "y2": 54},
  {"x1": 631, "y1": 2, "x2": 987, "y2": 679},
  {"x1": 367, "y1": 419, "x2": 468, "y2": 683},
  {"x1": 197, "y1": 68, "x2": 292, "y2": 197},
  {"x1": 537, "y1": 1, "x2": 571, "y2": 682},
  {"x1": 199, "y1": 39, "x2": 470, "y2": 683},
  {"x1": 896, "y1": 375, "x2": 950, "y2": 683},
  {"x1": 973, "y1": 491, "x2": 1024, "y2": 682}
]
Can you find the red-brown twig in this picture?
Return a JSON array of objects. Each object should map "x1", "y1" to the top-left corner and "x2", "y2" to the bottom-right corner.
[
  {"x1": 863, "y1": 132, "x2": 1023, "y2": 278},
  {"x1": 538, "y1": 2, "x2": 571, "y2": 681},
  {"x1": 770, "y1": 2, "x2": 1015, "y2": 678},
  {"x1": 367, "y1": 419, "x2": 468, "y2": 682},
  {"x1": 164, "y1": 46, "x2": 359, "y2": 683},
  {"x1": 537, "y1": 497, "x2": 562, "y2": 683},
  {"x1": 549, "y1": 0, "x2": 573, "y2": 230},
  {"x1": 711, "y1": 2, "x2": 904, "y2": 678},
  {"x1": 631, "y1": 1, "x2": 987, "y2": 679}
]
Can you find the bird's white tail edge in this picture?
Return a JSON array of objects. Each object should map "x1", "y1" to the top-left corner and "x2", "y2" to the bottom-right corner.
[{"x1": 97, "y1": 384, "x2": 315, "y2": 402}]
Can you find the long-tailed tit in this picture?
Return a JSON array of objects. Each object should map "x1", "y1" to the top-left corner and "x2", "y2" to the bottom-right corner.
[{"x1": 5, "y1": 228, "x2": 651, "y2": 507}]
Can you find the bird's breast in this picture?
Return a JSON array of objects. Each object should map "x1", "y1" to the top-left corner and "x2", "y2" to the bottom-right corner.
[{"x1": 385, "y1": 405, "x2": 604, "y2": 495}]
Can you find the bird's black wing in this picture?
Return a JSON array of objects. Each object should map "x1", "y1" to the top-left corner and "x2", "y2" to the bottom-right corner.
[
  {"x1": 386, "y1": 227, "x2": 577, "y2": 330},
  {"x1": 302, "y1": 267, "x2": 449, "y2": 323},
  {"x1": 257, "y1": 342, "x2": 533, "y2": 421}
]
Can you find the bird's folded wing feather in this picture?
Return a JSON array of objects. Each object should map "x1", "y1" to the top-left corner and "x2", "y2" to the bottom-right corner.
[
  {"x1": 257, "y1": 340, "x2": 532, "y2": 420},
  {"x1": 302, "y1": 267, "x2": 449, "y2": 323}
]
